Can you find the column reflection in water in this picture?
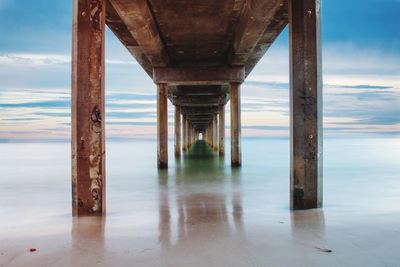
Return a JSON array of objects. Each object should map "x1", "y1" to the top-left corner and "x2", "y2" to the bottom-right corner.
[
  {"x1": 158, "y1": 140, "x2": 245, "y2": 253},
  {"x1": 290, "y1": 209, "x2": 327, "y2": 248},
  {"x1": 71, "y1": 217, "x2": 106, "y2": 265}
]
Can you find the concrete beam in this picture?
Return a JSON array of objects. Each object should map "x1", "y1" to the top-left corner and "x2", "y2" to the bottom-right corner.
[
  {"x1": 289, "y1": 0, "x2": 322, "y2": 209},
  {"x1": 229, "y1": 0, "x2": 285, "y2": 65},
  {"x1": 72, "y1": 0, "x2": 106, "y2": 216},
  {"x1": 169, "y1": 95, "x2": 228, "y2": 107},
  {"x1": 157, "y1": 83, "x2": 168, "y2": 168},
  {"x1": 244, "y1": 1, "x2": 288, "y2": 76},
  {"x1": 153, "y1": 67, "x2": 245, "y2": 85},
  {"x1": 108, "y1": 0, "x2": 169, "y2": 67},
  {"x1": 105, "y1": 1, "x2": 152, "y2": 75},
  {"x1": 181, "y1": 106, "x2": 218, "y2": 115}
]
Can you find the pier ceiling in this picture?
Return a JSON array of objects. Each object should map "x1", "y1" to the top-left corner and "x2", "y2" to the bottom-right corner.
[{"x1": 106, "y1": 0, "x2": 288, "y2": 77}]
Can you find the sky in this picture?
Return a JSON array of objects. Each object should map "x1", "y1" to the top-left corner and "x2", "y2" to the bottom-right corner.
[{"x1": 0, "y1": 0, "x2": 399, "y2": 141}]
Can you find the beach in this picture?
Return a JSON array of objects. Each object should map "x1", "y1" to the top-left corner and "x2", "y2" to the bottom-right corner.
[{"x1": 0, "y1": 137, "x2": 399, "y2": 267}]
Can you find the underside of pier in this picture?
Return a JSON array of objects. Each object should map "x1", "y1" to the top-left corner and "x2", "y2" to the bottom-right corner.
[{"x1": 71, "y1": 0, "x2": 323, "y2": 215}]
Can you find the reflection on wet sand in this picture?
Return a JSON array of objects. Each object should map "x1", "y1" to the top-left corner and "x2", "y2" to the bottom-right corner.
[
  {"x1": 291, "y1": 209, "x2": 328, "y2": 252},
  {"x1": 71, "y1": 217, "x2": 106, "y2": 266},
  {"x1": 158, "y1": 141, "x2": 246, "y2": 262},
  {"x1": 1, "y1": 139, "x2": 399, "y2": 266}
]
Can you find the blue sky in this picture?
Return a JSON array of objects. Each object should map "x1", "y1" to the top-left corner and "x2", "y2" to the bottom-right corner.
[{"x1": 0, "y1": 0, "x2": 399, "y2": 140}]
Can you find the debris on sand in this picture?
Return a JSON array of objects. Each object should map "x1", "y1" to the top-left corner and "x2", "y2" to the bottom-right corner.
[
  {"x1": 315, "y1": 246, "x2": 332, "y2": 253},
  {"x1": 29, "y1": 248, "x2": 37, "y2": 252}
]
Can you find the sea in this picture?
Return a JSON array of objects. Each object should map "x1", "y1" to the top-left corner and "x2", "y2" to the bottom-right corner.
[{"x1": 0, "y1": 137, "x2": 399, "y2": 266}]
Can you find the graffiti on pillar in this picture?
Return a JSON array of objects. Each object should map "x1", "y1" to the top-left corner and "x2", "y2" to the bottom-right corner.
[{"x1": 90, "y1": 0, "x2": 103, "y2": 30}]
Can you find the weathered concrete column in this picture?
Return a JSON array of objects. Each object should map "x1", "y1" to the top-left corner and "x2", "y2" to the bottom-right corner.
[
  {"x1": 186, "y1": 118, "x2": 189, "y2": 150},
  {"x1": 182, "y1": 115, "x2": 187, "y2": 151},
  {"x1": 157, "y1": 83, "x2": 168, "y2": 168},
  {"x1": 209, "y1": 124, "x2": 212, "y2": 146},
  {"x1": 209, "y1": 123, "x2": 214, "y2": 148},
  {"x1": 72, "y1": 0, "x2": 106, "y2": 216},
  {"x1": 188, "y1": 123, "x2": 192, "y2": 148},
  {"x1": 230, "y1": 83, "x2": 241, "y2": 167},
  {"x1": 213, "y1": 114, "x2": 218, "y2": 151},
  {"x1": 219, "y1": 105, "x2": 225, "y2": 156},
  {"x1": 206, "y1": 127, "x2": 209, "y2": 145},
  {"x1": 174, "y1": 105, "x2": 181, "y2": 157},
  {"x1": 289, "y1": 0, "x2": 323, "y2": 209}
]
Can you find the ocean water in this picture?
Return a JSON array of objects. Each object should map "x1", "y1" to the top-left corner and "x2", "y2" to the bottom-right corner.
[{"x1": 0, "y1": 137, "x2": 399, "y2": 266}]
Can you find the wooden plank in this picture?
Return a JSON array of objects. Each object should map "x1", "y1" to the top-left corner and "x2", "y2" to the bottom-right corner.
[
  {"x1": 230, "y1": 83, "x2": 241, "y2": 166},
  {"x1": 289, "y1": 0, "x2": 322, "y2": 209},
  {"x1": 157, "y1": 83, "x2": 168, "y2": 168},
  {"x1": 72, "y1": 0, "x2": 106, "y2": 216},
  {"x1": 153, "y1": 67, "x2": 245, "y2": 85},
  {"x1": 108, "y1": 0, "x2": 169, "y2": 67}
]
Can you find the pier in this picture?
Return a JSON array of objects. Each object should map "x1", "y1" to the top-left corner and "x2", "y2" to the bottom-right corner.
[{"x1": 71, "y1": 0, "x2": 322, "y2": 215}]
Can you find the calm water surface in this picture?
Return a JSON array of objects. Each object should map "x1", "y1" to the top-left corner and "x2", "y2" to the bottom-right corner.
[{"x1": 0, "y1": 138, "x2": 399, "y2": 266}]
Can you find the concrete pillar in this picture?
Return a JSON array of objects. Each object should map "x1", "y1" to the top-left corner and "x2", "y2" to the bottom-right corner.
[
  {"x1": 210, "y1": 123, "x2": 214, "y2": 148},
  {"x1": 209, "y1": 124, "x2": 212, "y2": 146},
  {"x1": 182, "y1": 115, "x2": 187, "y2": 151},
  {"x1": 219, "y1": 105, "x2": 225, "y2": 156},
  {"x1": 157, "y1": 83, "x2": 168, "y2": 168},
  {"x1": 230, "y1": 83, "x2": 241, "y2": 167},
  {"x1": 188, "y1": 123, "x2": 192, "y2": 148},
  {"x1": 205, "y1": 128, "x2": 209, "y2": 145},
  {"x1": 289, "y1": 0, "x2": 323, "y2": 209},
  {"x1": 71, "y1": 0, "x2": 106, "y2": 216},
  {"x1": 174, "y1": 106, "x2": 181, "y2": 157},
  {"x1": 213, "y1": 114, "x2": 218, "y2": 151}
]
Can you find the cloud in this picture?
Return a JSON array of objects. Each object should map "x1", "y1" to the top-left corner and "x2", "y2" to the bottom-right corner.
[
  {"x1": 247, "y1": 43, "x2": 400, "y2": 88},
  {"x1": 333, "y1": 116, "x2": 400, "y2": 126},
  {"x1": 107, "y1": 92, "x2": 155, "y2": 101},
  {"x1": 1, "y1": 41, "x2": 399, "y2": 140},
  {"x1": 0, "y1": 53, "x2": 138, "y2": 66},
  {"x1": 107, "y1": 121, "x2": 156, "y2": 126},
  {"x1": 335, "y1": 85, "x2": 393, "y2": 90},
  {"x1": 242, "y1": 125, "x2": 289, "y2": 131},
  {"x1": 0, "y1": 99, "x2": 70, "y2": 108}
]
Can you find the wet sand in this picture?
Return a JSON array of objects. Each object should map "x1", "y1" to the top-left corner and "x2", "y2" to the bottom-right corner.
[{"x1": 0, "y1": 139, "x2": 399, "y2": 267}]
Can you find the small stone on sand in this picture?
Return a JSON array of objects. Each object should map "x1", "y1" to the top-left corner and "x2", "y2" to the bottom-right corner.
[{"x1": 315, "y1": 246, "x2": 332, "y2": 253}]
